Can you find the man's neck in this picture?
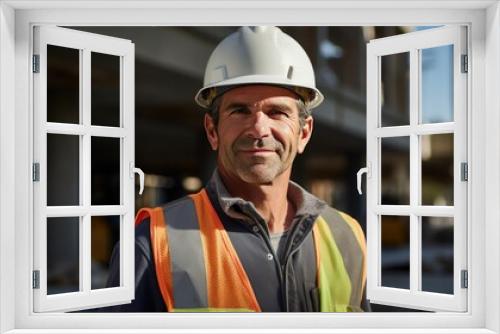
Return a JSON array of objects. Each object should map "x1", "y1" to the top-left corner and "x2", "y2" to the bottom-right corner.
[{"x1": 218, "y1": 169, "x2": 295, "y2": 234}]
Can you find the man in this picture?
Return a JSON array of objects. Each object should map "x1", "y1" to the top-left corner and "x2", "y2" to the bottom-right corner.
[{"x1": 105, "y1": 26, "x2": 368, "y2": 312}]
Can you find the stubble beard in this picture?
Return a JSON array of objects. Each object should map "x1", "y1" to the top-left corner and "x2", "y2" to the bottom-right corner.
[
  {"x1": 235, "y1": 156, "x2": 286, "y2": 184},
  {"x1": 217, "y1": 132, "x2": 300, "y2": 185},
  {"x1": 227, "y1": 143, "x2": 297, "y2": 185}
]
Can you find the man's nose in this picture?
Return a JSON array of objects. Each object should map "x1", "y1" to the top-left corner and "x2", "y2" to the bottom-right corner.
[{"x1": 246, "y1": 111, "x2": 271, "y2": 139}]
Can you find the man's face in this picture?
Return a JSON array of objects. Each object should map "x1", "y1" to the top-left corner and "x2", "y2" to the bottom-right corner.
[{"x1": 204, "y1": 85, "x2": 313, "y2": 184}]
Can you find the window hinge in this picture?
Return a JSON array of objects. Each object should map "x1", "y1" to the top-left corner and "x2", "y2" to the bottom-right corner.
[
  {"x1": 33, "y1": 270, "x2": 40, "y2": 289},
  {"x1": 33, "y1": 163, "x2": 40, "y2": 182},
  {"x1": 32, "y1": 55, "x2": 40, "y2": 73},
  {"x1": 461, "y1": 54, "x2": 468, "y2": 73},
  {"x1": 461, "y1": 162, "x2": 468, "y2": 181},
  {"x1": 461, "y1": 270, "x2": 468, "y2": 289}
]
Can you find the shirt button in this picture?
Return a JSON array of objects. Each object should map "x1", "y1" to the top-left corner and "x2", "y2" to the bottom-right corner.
[
  {"x1": 267, "y1": 253, "x2": 274, "y2": 261},
  {"x1": 252, "y1": 225, "x2": 259, "y2": 233}
]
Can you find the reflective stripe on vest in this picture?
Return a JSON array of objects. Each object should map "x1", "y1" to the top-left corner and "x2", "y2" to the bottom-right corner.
[
  {"x1": 313, "y1": 211, "x2": 367, "y2": 312},
  {"x1": 135, "y1": 189, "x2": 260, "y2": 312},
  {"x1": 135, "y1": 189, "x2": 365, "y2": 312}
]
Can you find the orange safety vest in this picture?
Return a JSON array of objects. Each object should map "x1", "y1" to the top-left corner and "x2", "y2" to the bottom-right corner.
[{"x1": 135, "y1": 189, "x2": 366, "y2": 312}]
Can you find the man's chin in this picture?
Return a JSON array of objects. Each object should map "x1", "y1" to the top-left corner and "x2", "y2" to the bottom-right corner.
[{"x1": 238, "y1": 166, "x2": 281, "y2": 185}]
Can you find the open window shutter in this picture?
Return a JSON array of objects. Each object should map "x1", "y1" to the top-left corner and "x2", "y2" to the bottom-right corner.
[
  {"x1": 33, "y1": 26, "x2": 135, "y2": 312},
  {"x1": 365, "y1": 26, "x2": 467, "y2": 312}
]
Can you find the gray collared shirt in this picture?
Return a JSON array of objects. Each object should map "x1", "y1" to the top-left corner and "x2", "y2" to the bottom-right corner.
[
  {"x1": 208, "y1": 169, "x2": 327, "y2": 235},
  {"x1": 207, "y1": 169, "x2": 327, "y2": 263}
]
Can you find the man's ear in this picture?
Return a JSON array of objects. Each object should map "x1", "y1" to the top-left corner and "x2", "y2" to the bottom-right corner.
[
  {"x1": 297, "y1": 116, "x2": 313, "y2": 154},
  {"x1": 204, "y1": 113, "x2": 219, "y2": 151}
]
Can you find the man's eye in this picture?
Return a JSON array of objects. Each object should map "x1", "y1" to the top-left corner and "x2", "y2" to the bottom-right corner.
[
  {"x1": 269, "y1": 109, "x2": 288, "y2": 117},
  {"x1": 229, "y1": 108, "x2": 248, "y2": 115}
]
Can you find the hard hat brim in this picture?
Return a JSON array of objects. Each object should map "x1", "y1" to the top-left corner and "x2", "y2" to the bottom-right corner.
[{"x1": 195, "y1": 74, "x2": 324, "y2": 110}]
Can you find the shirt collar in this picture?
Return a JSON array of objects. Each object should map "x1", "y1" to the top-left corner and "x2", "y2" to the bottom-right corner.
[{"x1": 206, "y1": 169, "x2": 326, "y2": 223}]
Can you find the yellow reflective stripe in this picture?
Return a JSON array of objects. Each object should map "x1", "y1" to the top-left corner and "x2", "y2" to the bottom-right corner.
[
  {"x1": 314, "y1": 216, "x2": 352, "y2": 312},
  {"x1": 337, "y1": 211, "x2": 367, "y2": 292},
  {"x1": 172, "y1": 308, "x2": 255, "y2": 312}
]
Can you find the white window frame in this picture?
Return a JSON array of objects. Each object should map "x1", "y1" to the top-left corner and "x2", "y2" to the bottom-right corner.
[{"x1": 0, "y1": 1, "x2": 499, "y2": 333}]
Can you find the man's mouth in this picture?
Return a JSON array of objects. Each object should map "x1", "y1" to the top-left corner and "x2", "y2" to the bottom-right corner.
[
  {"x1": 239, "y1": 149, "x2": 275, "y2": 156},
  {"x1": 241, "y1": 149, "x2": 274, "y2": 153}
]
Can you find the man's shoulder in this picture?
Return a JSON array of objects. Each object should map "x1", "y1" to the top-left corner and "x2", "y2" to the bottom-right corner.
[
  {"x1": 318, "y1": 205, "x2": 365, "y2": 248},
  {"x1": 162, "y1": 195, "x2": 196, "y2": 210},
  {"x1": 319, "y1": 205, "x2": 358, "y2": 226},
  {"x1": 137, "y1": 195, "x2": 195, "y2": 223},
  {"x1": 134, "y1": 195, "x2": 196, "y2": 253}
]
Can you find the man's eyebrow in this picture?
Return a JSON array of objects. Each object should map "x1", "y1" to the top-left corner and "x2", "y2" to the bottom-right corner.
[
  {"x1": 267, "y1": 103, "x2": 293, "y2": 112},
  {"x1": 222, "y1": 101, "x2": 294, "y2": 113},
  {"x1": 223, "y1": 102, "x2": 250, "y2": 111}
]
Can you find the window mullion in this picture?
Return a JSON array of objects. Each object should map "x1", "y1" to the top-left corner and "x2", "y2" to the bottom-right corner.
[
  {"x1": 81, "y1": 48, "x2": 91, "y2": 294},
  {"x1": 409, "y1": 48, "x2": 421, "y2": 293},
  {"x1": 119, "y1": 54, "x2": 125, "y2": 287}
]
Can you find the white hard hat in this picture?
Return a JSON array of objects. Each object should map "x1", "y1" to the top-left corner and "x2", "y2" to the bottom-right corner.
[{"x1": 195, "y1": 26, "x2": 324, "y2": 109}]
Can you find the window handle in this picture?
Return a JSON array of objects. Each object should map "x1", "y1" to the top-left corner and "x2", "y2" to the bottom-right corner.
[
  {"x1": 134, "y1": 168, "x2": 145, "y2": 195},
  {"x1": 357, "y1": 163, "x2": 371, "y2": 195},
  {"x1": 130, "y1": 163, "x2": 145, "y2": 195}
]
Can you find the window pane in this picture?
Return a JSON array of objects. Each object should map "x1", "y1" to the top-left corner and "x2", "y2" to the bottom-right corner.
[
  {"x1": 421, "y1": 134, "x2": 454, "y2": 206},
  {"x1": 91, "y1": 137, "x2": 120, "y2": 205},
  {"x1": 91, "y1": 52, "x2": 120, "y2": 127},
  {"x1": 47, "y1": 45, "x2": 80, "y2": 124},
  {"x1": 381, "y1": 136, "x2": 410, "y2": 205},
  {"x1": 381, "y1": 215, "x2": 410, "y2": 289},
  {"x1": 47, "y1": 217, "x2": 80, "y2": 295},
  {"x1": 421, "y1": 45, "x2": 454, "y2": 123},
  {"x1": 422, "y1": 216, "x2": 454, "y2": 294},
  {"x1": 92, "y1": 216, "x2": 120, "y2": 289},
  {"x1": 47, "y1": 134, "x2": 79, "y2": 206},
  {"x1": 380, "y1": 52, "x2": 410, "y2": 127}
]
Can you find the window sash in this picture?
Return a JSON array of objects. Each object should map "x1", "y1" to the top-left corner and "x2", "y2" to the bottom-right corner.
[
  {"x1": 32, "y1": 26, "x2": 136, "y2": 312},
  {"x1": 366, "y1": 26, "x2": 468, "y2": 312}
]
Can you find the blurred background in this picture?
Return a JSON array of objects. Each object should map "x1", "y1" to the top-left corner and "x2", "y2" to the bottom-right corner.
[{"x1": 45, "y1": 26, "x2": 455, "y2": 312}]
